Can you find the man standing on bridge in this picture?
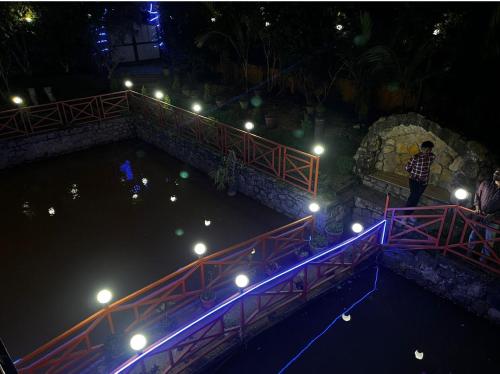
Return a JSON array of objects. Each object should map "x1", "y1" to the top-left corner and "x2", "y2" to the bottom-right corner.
[
  {"x1": 404, "y1": 141, "x2": 436, "y2": 217},
  {"x1": 468, "y1": 168, "x2": 500, "y2": 261}
]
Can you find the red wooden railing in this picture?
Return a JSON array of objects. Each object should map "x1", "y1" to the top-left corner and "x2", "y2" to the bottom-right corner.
[
  {"x1": 111, "y1": 221, "x2": 386, "y2": 374},
  {"x1": 127, "y1": 91, "x2": 320, "y2": 196},
  {"x1": 384, "y1": 195, "x2": 500, "y2": 274},
  {"x1": 15, "y1": 217, "x2": 314, "y2": 373},
  {"x1": 0, "y1": 91, "x2": 320, "y2": 196},
  {"x1": 0, "y1": 92, "x2": 130, "y2": 139}
]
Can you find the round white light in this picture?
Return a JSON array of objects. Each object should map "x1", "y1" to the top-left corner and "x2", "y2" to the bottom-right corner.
[
  {"x1": 341, "y1": 313, "x2": 351, "y2": 321},
  {"x1": 454, "y1": 188, "x2": 468, "y2": 200},
  {"x1": 12, "y1": 96, "x2": 23, "y2": 105},
  {"x1": 265, "y1": 21, "x2": 271, "y2": 27},
  {"x1": 336, "y1": 24, "x2": 343, "y2": 31},
  {"x1": 433, "y1": 28, "x2": 440, "y2": 36},
  {"x1": 170, "y1": 195, "x2": 177, "y2": 202},
  {"x1": 25, "y1": 16, "x2": 33, "y2": 23},
  {"x1": 414, "y1": 350, "x2": 424, "y2": 360},
  {"x1": 48, "y1": 207, "x2": 55, "y2": 216},
  {"x1": 235, "y1": 274, "x2": 250, "y2": 288},
  {"x1": 132, "y1": 193, "x2": 138, "y2": 199},
  {"x1": 244, "y1": 121, "x2": 254, "y2": 131},
  {"x1": 130, "y1": 334, "x2": 147, "y2": 351},
  {"x1": 204, "y1": 220, "x2": 211, "y2": 226},
  {"x1": 313, "y1": 144, "x2": 325, "y2": 155},
  {"x1": 194, "y1": 243, "x2": 207, "y2": 256},
  {"x1": 308, "y1": 202, "x2": 320, "y2": 213},
  {"x1": 124, "y1": 80, "x2": 133, "y2": 88},
  {"x1": 154, "y1": 90, "x2": 164, "y2": 100},
  {"x1": 211, "y1": 17, "x2": 216, "y2": 22},
  {"x1": 351, "y1": 223, "x2": 364, "y2": 233},
  {"x1": 192, "y1": 103, "x2": 202, "y2": 113},
  {"x1": 142, "y1": 178, "x2": 148, "y2": 186},
  {"x1": 96, "y1": 289, "x2": 113, "y2": 304}
]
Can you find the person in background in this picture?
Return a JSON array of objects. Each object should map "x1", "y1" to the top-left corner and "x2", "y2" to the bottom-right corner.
[
  {"x1": 404, "y1": 141, "x2": 436, "y2": 218},
  {"x1": 468, "y1": 168, "x2": 500, "y2": 260}
]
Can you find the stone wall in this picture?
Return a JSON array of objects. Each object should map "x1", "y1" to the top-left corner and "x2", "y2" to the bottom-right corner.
[
  {"x1": 354, "y1": 113, "x2": 497, "y2": 198},
  {"x1": 0, "y1": 117, "x2": 135, "y2": 169},
  {"x1": 382, "y1": 249, "x2": 500, "y2": 324}
]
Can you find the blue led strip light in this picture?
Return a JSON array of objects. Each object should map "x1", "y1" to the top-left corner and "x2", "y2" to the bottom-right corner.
[
  {"x1": 146, "y1": 2, "x2": 165, "y2": 49},
  {"x1": 278, "y1": 266, "x2": 380, "y2": 374},
  {"x1": 95, "y1": 8, "x2": 109, "y2": 53},
  {"x1": 112, "y1": 219, "x2": 386, "y2": 373}
]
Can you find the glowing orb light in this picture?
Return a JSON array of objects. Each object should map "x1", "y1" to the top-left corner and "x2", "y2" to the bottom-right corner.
[
  {"x1": 336, "y1": 24, "x2": 343, "y2": 31},
  {"x1": 154, "y1": 90, "x2": 164, "y2": 100},
  {"x1": 313, "y1": 144, "x2": 325, "y2": 155},
  {"x1": 48, "y1": 207, "x2": 55, "y2": 216},
  {"x1": 211, "y1": 17, "x2": 216, "y2": 22},
  {"x1": 351, "y1": 223, "x2": 364, "y2": 233},
  {"x1": 244, "y1": 121, "x2": 255, "y2": 131},
  {"x1": 235, "y1": 274, "x2": 250, "y2": 288},
  {"x1": 24, "y1": 16, "x2": 33, "y2": 23},
  {"x1": 179, "y1": 171, "x2": 189, "y2": 179},
  {"x1": 250, "y1": 248, "x2": 256, "y2": 255},
  {"x1": 204, "y1": 220, "x2": 211, "y2": 226},
  {"x1": 170, "y1": 195, "x2": 177, "y2": 202},
  {"x1": 265, "y1": 21, "x2": 271, "y2": 27},
  {"x1": 142, "y1": 178, "x2": 148, "y2": 186},
  {"x1": 175, "y1": 228, "x2": 184, "y2": 236},
  {"x1": 130, "y1": 334, "x2": 147, "y2": 351},
  {"x1": 454, "y1": 188, "x2": 468, "y2": 200},
  {"x1": 414, "y1": 350, "x2": 424, "y2": 360},
  {"x1": 194, "y1": 242, "x2": 207, "y2": 256},
  {"x1": 12, "y1": 96, "x2": 23, "y2": 105},
  {"x1": 132, "y1": 193, "x2": 138, "y2": 199},
  {"x1": 308, "y1": 202, "x2": 320, "y2": 213},
  {"x1": 96, "y1": 289, "x2": 112, "y2": 304},
  {"x1": 124, "y1": 80, "x2": 133, "y2": 88},
  {"x1": 342, "y1": 313, "x2": 351, "y2": 321},
  {"x1": 192, "y1": 103, "x2": 202, "y2": 113},
  {"x1": 433, "y1": 28, "x2": 440, "y2": 36}
]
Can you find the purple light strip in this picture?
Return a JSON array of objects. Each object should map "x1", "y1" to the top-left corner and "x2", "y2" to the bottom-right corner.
[{"x1": 112, "y1": 220, "x2": 386, "y2": 373}]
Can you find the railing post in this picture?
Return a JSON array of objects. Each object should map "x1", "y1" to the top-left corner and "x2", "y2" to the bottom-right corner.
[
  {"x1": 313, "y1": 155, "x2": 320, "y2": 198},
  {"x1": 383, "y1": 193, "x2": 391, "y2": 220}
]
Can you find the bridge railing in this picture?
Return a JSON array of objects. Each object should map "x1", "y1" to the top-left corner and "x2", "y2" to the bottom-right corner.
[
  {"x1": 0, "y1": 92, "x2": 130, "y2": 139},
  {"x1": 111, "y1": 220, "x2": 386, "y2": 374},
  {"x1": 15, "y1": 217, "x2": 314, "y2": 374},
  {"x1": 384, "y1": 196, "x2": 500, "y2": 274},
  {"x1": 127, "y1": 91, "x2": 320, "y2": 196}
]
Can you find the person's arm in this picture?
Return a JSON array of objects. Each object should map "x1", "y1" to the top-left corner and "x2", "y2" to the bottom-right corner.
[
  {"x1": 405, "y1": 155, "x2": 416, "y2": 173},
  {"x1": 474, "y1": 182, "x2": 483, "y2": 213}
]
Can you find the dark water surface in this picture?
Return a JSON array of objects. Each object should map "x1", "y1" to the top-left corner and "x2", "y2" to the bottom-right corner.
[
  {"x1": 0, "y1": 139, "x2": 290, "y2": 359},
  {"x1": 215, "y1": 266, "x2": 499, "y2": 374}
]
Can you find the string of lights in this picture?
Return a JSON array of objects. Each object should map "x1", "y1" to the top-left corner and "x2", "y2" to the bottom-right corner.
[
  {"x1": 146, "y1": 2, "x2": 165, "y2": 49},
  {"x1": 277, "y1": 266, "x2": 380, "y2": 374},
  {"x1": 96, "y1": 8, "x2": 109, "y2": 53}
]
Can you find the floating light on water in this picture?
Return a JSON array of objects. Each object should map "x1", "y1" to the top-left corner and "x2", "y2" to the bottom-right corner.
[
  {"x1": 336, "y1": 24, "x2": 343, "y2": 31},
  {"x1": 454, "y1": 188, "x2": 468, "y2": 200},
  {"x1": 313, "y1": 144, "x2": 325, "y2": 155},
  {"x1": 351, "y1": 222, "x2": 364, "y2": 233},
  {"x1": 342, "y1": 313, "x2": 351, "y2": 321},
  {"x1": 194, "y1": 242, "x2": 207, "y2": 256},
  {"x1": 142, "y1": 178, "x2": 148, "y2": 186},
  {"x1": 96, "y1": 289, "x2": 113, "y2": 304},
  {"x1": 48, "y1": 207, "x2": 55, "y2": 216},
  {"x1": 170, "y1": 195, "x2": 177, "y2": 202},
  {"x1": 192, "y1": 103, "x2": 202, "y2": 113},
  {"x1": 308, "y1": 202, "x2": 320, "y2": 213},
  {"x1": 154, "y1": 90, "x2": 164, "y2": 100},
  {"x1": 244, "y1": 121, "x2": 255, "y2": 131},
  {"x1": 12, "y1": 96, "x2": 23, "y2": 105},
  {"x1": 124, "y1": 80, "x2": 133, "y2": 88},
  {"x1": 179, "y1": 171, "x2": 189, "y2": 179},
  {"x1": 414, "y1": 350, "x2": 424, "y2": 360},
  {"x1": 175, "y1": 228, "x2": 184, "y2": 236},
  {"x1": 204, "y1": 220, "x2": 211, "y2": 226},
  {"x1": 130, "y1": 334, "x2": 147, "y2": 351},
  {"x1": 235, "y1": 274, "x2": 250, "y2": 288}
]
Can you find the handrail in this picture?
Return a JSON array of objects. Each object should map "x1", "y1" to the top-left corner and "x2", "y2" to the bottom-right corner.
[
  {"x1": 384, "y1": 194, "x2": 500, "y2": 274},
  {"x1": 16, "y1": 216, "x2": 314, "y2": 372}
]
